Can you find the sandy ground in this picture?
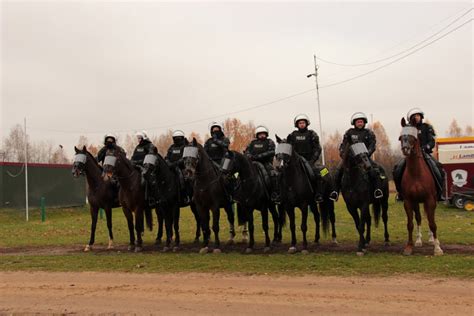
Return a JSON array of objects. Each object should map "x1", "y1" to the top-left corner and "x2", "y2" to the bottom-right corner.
[{"x1": 0, "y1": 272, "x2": 472, "y2": 315}]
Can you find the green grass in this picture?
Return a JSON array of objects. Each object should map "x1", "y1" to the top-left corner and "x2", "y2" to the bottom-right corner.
[{"x1": 1, "y1": 200, "x2": 473, "y2": 277}]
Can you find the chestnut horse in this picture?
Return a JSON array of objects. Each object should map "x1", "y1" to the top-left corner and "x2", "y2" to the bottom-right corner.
[{"x1": 399, "y1": 118, "x2": 443, "y2": 256}]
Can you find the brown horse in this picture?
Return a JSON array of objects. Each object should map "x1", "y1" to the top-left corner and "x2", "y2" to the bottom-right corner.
[
  {"x1": 102, "y1": 147, "x2": 153, "y2": 252},
  {"x1": 72, "y1": 146, "x2": 118, "y2": 251},
  {"x1": 399, "y1": 118, "x2": 443, "y2": 256}
]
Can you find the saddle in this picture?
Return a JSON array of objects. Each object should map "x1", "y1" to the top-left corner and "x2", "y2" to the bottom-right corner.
[
  {"x1": 423, "y1": 153, "x2": 444, "y2": 194},
  {"x1": 252, "y1": 161, "x2": 271, "y2": 197}
]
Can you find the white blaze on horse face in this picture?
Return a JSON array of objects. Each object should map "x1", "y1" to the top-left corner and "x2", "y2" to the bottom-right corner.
[
  {"x1": 183, "y1": 146, "x2": 199, "y2": 158},
  {"x1": 143, "y1": 154, "x2": 157, "y2": 165},
  {"x1": 74, "y1": 154, "x2": 87, "y2": 164},
  {"x1": 103, "y1": 156, "x2": 117, "y2": 166}
]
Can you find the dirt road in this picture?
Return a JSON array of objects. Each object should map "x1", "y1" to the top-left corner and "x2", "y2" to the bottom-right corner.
[{"x1": 0, "y1": 272, "x2": 472, "y2": 315}]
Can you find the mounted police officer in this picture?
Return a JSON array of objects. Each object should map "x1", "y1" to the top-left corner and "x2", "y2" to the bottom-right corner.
[
  {"x1": 393, "y1": 108, "x2": 445, "y2": 200},
  {"x1": 165, "y1": 130, "x2": 191, "y2": 204},
  {"x1": 97, "y1": 133, "x2": 126, "y2": 164},
  {"x1": 330, "y1": 112, "x2": 384, "y2": 201},
  {"x1": 286, "y1": 114, "x2": 324, "y2": 203},
  {"x1": 204, "y1": 122, "x2": 230, "y2": 166},
  {"x1": 131, "y1": 131, "x2": 159, "y2": 205},
  {"x1": 244, "y1": 125, "x2": 280, "y2": 203}
]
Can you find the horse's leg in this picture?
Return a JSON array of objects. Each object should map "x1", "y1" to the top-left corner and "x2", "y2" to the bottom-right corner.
[
  {"x1": 224, "y1": 203, "x2": 236, "y2": 244},
  {"x1": 287, "y1": 206, "x2": 297, "y2": 254},
  {"x1": 301, "y1": 205, "x2": 309, "y2": 253},
  {"x1": 329, "y1": 202, "x2": 338, "y2": 244},
  {"x1": 155, "y1": 208, "x2": 163, "y2": 246},
  {"x1": 414, "y1": 204, "x2": 423, "y2": 247},
  {"x1": 403, "y1": 200, "x2": 415, "y2": 256},
  {"x1": 365, "y1": 204, "x2": 371, "y2": 247},
  {"x1": 211, "y1": 207, "x2": 221, "y2": 253},
  {"x1": 122, "y1": 207, "x2": 135, "y2": 251},
  {"x1": 190, "y1": 203, "x2": 201, "y2": 243},
  {"x1": 85, "y1": 205, "x2": 99, "y2": 252},
  {"x1": 105, "y1": 207, "x2": 114, "y2": 249},
  {"x1": 173, "y1": 205, "x2": 181, "y2": 251},
  {"x1": 261, "y1": 208, "x2": 271, "y2": 252},
  {"x1": 311, "y1": 203, "x2": 320, "y2": 244},
  {"x1": 425, "y1": 199, "x2": 443, "y2": 256},
  {"x1": 359, "y1": 205, "x2": 369, "y2": 254},
  {"x1": 163, "y1": 206, "x2": 174, "y2": 252},
  {"x1": 134, "y1": 208, "x2": 144, "y2": 252},
  {"x1": 199, "y1": 206, "x2": 211, "y2": 254},
  {"x1": 245, "y1": 208, "x2": 255, "y2": 253},
  {"x1": 381, "y1": 197, "x2": 389, "y2": 245},
  {"x1": 268, "y1": 204, "x2": 280, "y2": 244}
]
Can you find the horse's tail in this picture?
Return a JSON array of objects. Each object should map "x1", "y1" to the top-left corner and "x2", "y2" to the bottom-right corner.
[
  {"x1": 320, "y1": 200, "x2": 331, "y2": 237},
  {"x1": 278, "y1": 204, "x2": 286, "y2": 227},
  {"x1": 236, "y1": 203, "x2": 248, "y2": 226},
  {"x1": 145, "y1": 207, "x2": 153, "y2": 231},
  {"x1": 372, "y1": 200, "x2": 381, "y2": 228}
]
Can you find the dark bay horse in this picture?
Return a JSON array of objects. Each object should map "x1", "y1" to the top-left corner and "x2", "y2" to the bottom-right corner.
[
  {"x1": 72, "y1": 146, "x2": 118, "y2": 251},
  {"x1": 340, "y1": 142, "x2": 390, "y2": 255},
  {"x1": 142, "y1": 152, "x2": 201, "y2": 251},
  {"x1": 274, "y1": 136, "x2": 330, "y2": 254},
  {"x1": 224, "y1": 150, "x2": 282, "y2": 253},
  {"x1": 102, "y1": 147, "x2": 152, "y2": 252},
  {"x1": 182, "y1": 138, "x2": 236, "y2": 254},
  {"x1": 399, "y1": 118, "x2": 443, "y2": 256}
]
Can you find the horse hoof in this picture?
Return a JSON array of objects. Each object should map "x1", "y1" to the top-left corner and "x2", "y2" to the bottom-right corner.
[
  {"x1": 434, "y1": 248, "x2": 444, "y2": 256},
  {"x1": 172, "y1": 246, "x2": 179, "y2": 253},
  {"x1": 135, "y1": 246, "x2": 143, "y2": 253},
  {"x1": 162, "y1": 246, "x2": 171, "y2": 253},
  {"x1": 384, "y1": 241, "x2": 391, "y2": 247},
  {"x1": 107, "y1": 245, "x2": 114, "y2": 250},
  {"x1": 362, "y1": 248, "x2": 368, "y2": 253},
  {"x1": 301, "y1": 249, "x2": 309, "y2": 255},
  {"x1": 263, "y1": 247, "x2": 271, "y2": 253},
  {"x1": 127, "y1": 245, "x2": 135, "y2": 251},
  {"x1": 415, "y1": 240, "x2": 423, "y2": 247},
  {"x1": 84, "y1": 245, "x2": 92, "y2": 252},
  {"x1": 356, "y1": 251, "x2": 365, "y2": 256},
  {"x1": 226, "y1": 239, "x2": 235, "y2": 246},
  {"x1": 193, "y1": 238, "x2": 200, "y2": 245},
  {"x1": 428, "y1": 239, "x2": 435, "y2": 245},
  {"x1": 403, "y1": 247, "x2": 413, "y2": 256},
  {"x1": 154, "y1": 239, "x2": 162, "y2": 246},
  {"x1": 199, "y1": 247, "x2": 209, "y2": 254},
  {"x1": 241, "y1": 237, "x2": 249, "y2": 244},
  {"x1": 313, "y1": 241, "x2": 320, "y2": 246},
  {"x1": 332, "y1": 238, "x2": 338, "y2": 245},
  {"x1": 288, "y1": 247, "x2": 297, "y2": 254},
  {"x1": 213, "y1": 248, "x2": 222, "y2": 254},
  {"x1": 245, "y1": 248, "x2": 253, "y2": 254}
]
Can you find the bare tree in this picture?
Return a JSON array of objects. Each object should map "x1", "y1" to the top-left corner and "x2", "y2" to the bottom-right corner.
[{"x1": 446, "y1": 119, "x2": 462, "y2": 137}]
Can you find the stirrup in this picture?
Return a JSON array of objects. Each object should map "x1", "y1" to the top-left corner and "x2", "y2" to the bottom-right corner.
[
  {"x1": 374, "y1": 189, "x2": 383, "y2": 199},
  {"x1": 329, "y1": 191, "x2": 339, "y2": 202},
  {"x1": 183, "y1": 196, "x2": 191, "y2": 205},
  {"x1": 271, "y1": 193, "x2": 281, "y2": 204},
  {"x1": 314, "y1": 194, "x2": 324, "y2": 203}
]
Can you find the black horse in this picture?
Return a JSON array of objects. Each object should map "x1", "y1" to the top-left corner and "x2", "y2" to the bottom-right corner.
[
  {"x1": 142, "y1": 151, "x2": 201, "y2": 251},
  {"x1": 274, "y1": 136, "x2": 330, "y2": 254},
  {"x1": 182, "y1": 138, "x2": 236, "y2": 254},
  {"x1": 102, "y1": 147, "x2": 153, "y2": 252},
  {"x1": 223, "y1": 150, "x2": 282, "y2": 253},
  {"x1": 72, "y1": 146, "x2": 118, "y2": 252},
  {"x1": 340, "y1": 142, "x2": 390, "y2": 255}
]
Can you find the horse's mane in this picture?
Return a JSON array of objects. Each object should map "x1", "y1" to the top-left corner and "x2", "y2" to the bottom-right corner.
[{"x1": 84, "y1": 149, "x2": 101, "y2": 169}]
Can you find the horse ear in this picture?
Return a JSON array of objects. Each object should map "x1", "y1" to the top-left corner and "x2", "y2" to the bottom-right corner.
[
  {"x1": 192, "y1": 137, "x2": 197, "y2": 145},
  {"x1": 401, "y1": 117, "x2": 406, "y2": 127},
  {"x1": 275, "y1": 134, "x2": 282, "y2": 143},
  {"x1": 74, "y1": 146, "x2": 79, "y2": 153},
  {"x1": 82, "y1": 145, "x2": 87, "y2": 151}
]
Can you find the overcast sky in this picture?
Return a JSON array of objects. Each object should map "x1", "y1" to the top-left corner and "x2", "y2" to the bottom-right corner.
[{"x1": 1, "y1": 1, "x2": 472, "y2": 154}]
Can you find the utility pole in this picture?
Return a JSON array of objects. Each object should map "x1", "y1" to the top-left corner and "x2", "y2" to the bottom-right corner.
[
  {"x1": 24, "y1": 117, "x2": 29, "y2": 221},
  {"x1": 307, "y1": 54, "x2": 325, "y2": 165}
]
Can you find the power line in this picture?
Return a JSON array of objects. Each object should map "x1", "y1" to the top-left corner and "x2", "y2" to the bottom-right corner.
[
  {"x1": 319, "y1": 18, "x2": 473, "y2": 89},
  {"x1": 317, "y1": 7, "x2": 473, "y2": 67}
]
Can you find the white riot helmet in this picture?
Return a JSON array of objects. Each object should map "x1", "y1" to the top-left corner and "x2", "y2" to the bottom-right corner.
[
  {"x1": 255, "y1": 125, "x2": 269, "y2": 138},
  {"x1": 136, "y1": 130, "x2": 149, "y2": 141},
  {"x1": 350, "y1": 112, "x2": 368, "y2": 125},
  {"x1": 294, "y1": 114, "x2": 311, "y2": 127},
  {"x1": 407, "y1": 107, "x2": 424, "y2": 122},
  {"x1": 172, "y1": 130, "x2": 185, "y2": 138},
  {"x1": 209, "y1": 121, "x2": 224, "y2": 133},
  {"x1": 103, "y1": 133, "x2": 116, "y2": 144}
]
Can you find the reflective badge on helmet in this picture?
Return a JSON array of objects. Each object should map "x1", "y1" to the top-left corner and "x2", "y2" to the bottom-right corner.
[{"x1": 320, "y1": 168, "x2": 329, "y2": 177}]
